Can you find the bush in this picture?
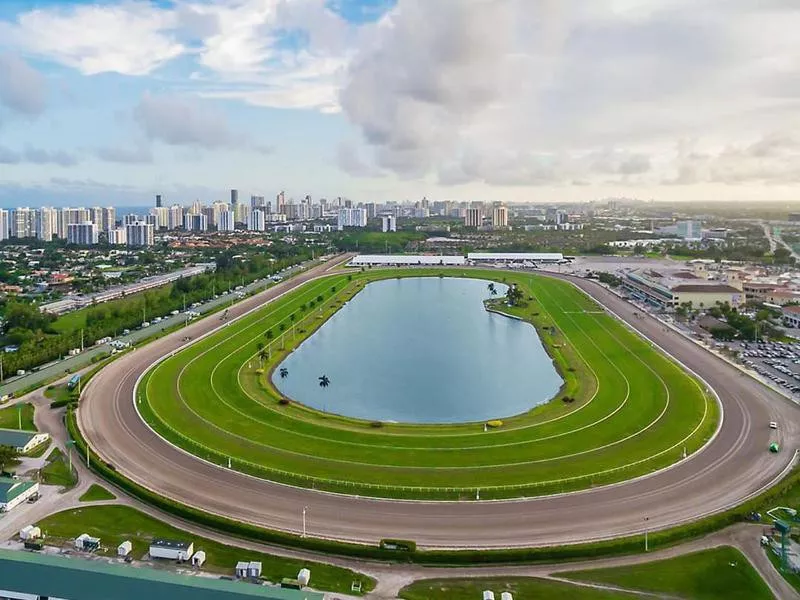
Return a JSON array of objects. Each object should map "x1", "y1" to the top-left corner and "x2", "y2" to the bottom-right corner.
[
  {"x1": 369, "y1": 421, "x2": 384, "y2": 428},
  {"x1": 278, "y1": 398, "x2": 290, "y2": 406}
]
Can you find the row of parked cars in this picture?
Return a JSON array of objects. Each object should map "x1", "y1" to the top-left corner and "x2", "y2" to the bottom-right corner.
[{"x1": 740, "y1": 341, "x2": 800, "y2": 394}]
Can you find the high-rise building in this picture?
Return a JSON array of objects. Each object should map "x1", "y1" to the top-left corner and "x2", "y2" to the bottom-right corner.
[
  {"x1": 365, "y1": 203, "x2": 377, "y2": 219},
  {"x1": 492, "y1": 205, "x2": 508, "y2": 229},
  {"x1": 218, "y1": 210, "x2": 235, "y2": 232},
  {"x1": 464, "y1": 208, "x2": 482, "y2": 228},
  {"x1": 168, "y1": 205, "x2": 184, "y2": 230},
  {"x1": 248, "y1": 208, "x2": 266, "y2": 231},
  {"x1": 57, "y1": 207, "x2": 90, "y2": 239},
  {"x1": 10, "y1": 207, "x2": 36, "y2": 238},
  {"x1": 251, "y1": 195, "x2": 267, "y2": 208},
  {"x1": 107, "y1": 227, "x2": 127, "y2": 245},
  {"x1": 0, "y1": 209, "x2": 9, "y2": 241},
  {"x1": 230, "y1": 189, "x2": 239, "y2": 207},
  {"x1": 126, "y1": 222, "x2": 154, "y2": 247},
  {"x1": 155, "y1": 194, "x2": 163, "y2": 208},
  {"x1": 150, "y1": 207, "x2": 168, "y2": 229},
  {"x1": 184, "y1": 213, "x2": 208, "y2": 231},
  {"x1": 381, "y1": 215, "x2": 397, "y2": 233},
  {"x1": 101, "y1": 207, "x2": 116, "y2": 232},
  {"x1": 37, "y1": 207, "x2": 57, "y2": 241},
  {"x1": 67, "y1": 222, "x2": 98, "y2": 245},
  {"x1": 276, "y1": 191, "x2": 286, "y2": 215},
  {"x1": 337, "y1": 208, "x2": 367, "y2": 230},
  {"x1": 123, "y1": 213, "x2": 140, "y2": 226}
]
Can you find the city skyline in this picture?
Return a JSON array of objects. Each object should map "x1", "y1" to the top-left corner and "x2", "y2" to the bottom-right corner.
[{"x1": 1, "y1": 1, "x2": 800, "y2": 206}]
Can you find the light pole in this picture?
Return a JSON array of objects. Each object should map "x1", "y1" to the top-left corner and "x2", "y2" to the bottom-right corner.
[
  {"x1": 66, "y1": 439, "x2": 75, "y2": 475},
  {"x1": 302, "y1": 506, "x2": 308, "y2": 538},
  {"x1": 644, "y1": 516, "x2": 649, "y2": 552}
]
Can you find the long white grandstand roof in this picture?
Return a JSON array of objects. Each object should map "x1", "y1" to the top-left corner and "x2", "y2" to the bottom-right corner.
[
  {"x1": 349, "y1": 255, "x2": 466, "y2": 266},
  {"x1": 467, "y1": 252, "x2": 564, "y2": 262}
]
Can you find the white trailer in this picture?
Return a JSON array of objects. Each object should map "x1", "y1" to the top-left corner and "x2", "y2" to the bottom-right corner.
[
  {"x1": 191, "y1": 551, "x2": 206, "y2": 567},
  {"x1": 482, "y1": 592, "x2": 495, "y2": 600},
  {"x1": 149, "y1": 539, "x2": 193, "y2": 561},
  {"x1": 117, "y1": 540, "x2": 132, "y2": 557},
  {"x1": 297, "y1": 568, "x2": 311, "y2": 586},
  {"x1": 19, "y1": 525, "x2": 40, "y2": 540}
]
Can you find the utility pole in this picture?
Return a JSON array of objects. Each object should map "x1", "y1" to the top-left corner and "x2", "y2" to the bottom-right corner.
[
  {"x1": 80, "y1": 329, "x2": 84, "y2": 353},
  {"x1": 183, "y1": 294, "x2": 186, "y2": 312},
  {"x1": 302, "y1": 506, "x2": 308, "y2": 537},
  {"x1": 1, "y1": 355, "x2": 3, "y2": 382},
  {"x1": 644, "y1": 516, "x2": 649, "y2": 552},
  {"x1": 18, "y1": 404, "x2": 21, "y2": 430}
]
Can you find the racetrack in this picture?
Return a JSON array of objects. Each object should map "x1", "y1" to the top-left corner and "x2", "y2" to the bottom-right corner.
[{"x1": 79, "y1": 256, "x2": 800, "y2": 548}]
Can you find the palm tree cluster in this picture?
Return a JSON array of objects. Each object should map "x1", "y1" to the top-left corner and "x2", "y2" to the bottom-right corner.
[{"x1": 505, "y1": 284, "x2": 525, "y2": 306}]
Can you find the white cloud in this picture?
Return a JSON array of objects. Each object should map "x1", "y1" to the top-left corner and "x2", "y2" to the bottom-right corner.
[
  {"x1": 0, "y1": 2, "x2": 184, "y2": 75},
  {"x1": 340, "y1": 0, "x2": 800, "y2": 187},
  {"x1": 0, "y1": 145, "x2": 79, "y2": 166},
  {"x1": 95, "y1": 144, "x2": 154, "y2": 164},
  {"x1": 0, "y1": 53, "x2": 46, "y2": 116},
  {"x1": 133, "y1": 93, "x2": 237, "y2": 148}
]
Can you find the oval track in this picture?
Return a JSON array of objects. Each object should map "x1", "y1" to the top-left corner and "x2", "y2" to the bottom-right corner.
[{"x1": 79, "y1": 256, "x2": 800, "y2": 548}]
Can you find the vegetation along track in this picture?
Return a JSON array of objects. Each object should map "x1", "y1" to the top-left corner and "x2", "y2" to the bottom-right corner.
[{"x1": 138, "y1": 268, "x2": 718, "y2": 500}]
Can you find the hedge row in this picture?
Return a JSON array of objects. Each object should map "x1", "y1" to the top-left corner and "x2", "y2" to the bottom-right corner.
[{"x1": 66, "y1": 407, "x2": 800, "y2": 565}]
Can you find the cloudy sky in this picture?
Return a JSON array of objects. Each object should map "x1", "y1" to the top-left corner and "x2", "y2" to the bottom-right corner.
[{"x1": 0, "y1": 0, "x2": 799, "y2": 206}]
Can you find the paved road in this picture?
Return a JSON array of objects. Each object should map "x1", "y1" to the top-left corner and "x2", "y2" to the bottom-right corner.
[
  {"x1": 0, "y1": 261, "x2": 311, "y2": 397},
  {"x1": 78, "y1": 262, "x2": 800, "y2": 549}
]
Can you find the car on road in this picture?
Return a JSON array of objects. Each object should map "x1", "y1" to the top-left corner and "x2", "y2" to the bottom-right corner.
[
  {"x1": 770, "y1": 421, "x2": 778, "y2": 429},
  {"x1": 770, "y1": 442, "x2": 780, "y2": 453}
]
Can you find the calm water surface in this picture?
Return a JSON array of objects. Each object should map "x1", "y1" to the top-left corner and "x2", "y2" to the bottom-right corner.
[{"x1": 272, "y1": 277, "x2": 563, "y2": 423}]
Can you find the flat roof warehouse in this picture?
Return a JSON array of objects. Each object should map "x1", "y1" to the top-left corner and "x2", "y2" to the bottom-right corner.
[{"x1": 349, "y1": 253, "x2": 566, "y2": 267}]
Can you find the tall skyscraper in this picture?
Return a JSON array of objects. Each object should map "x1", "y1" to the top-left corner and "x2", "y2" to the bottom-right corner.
[
  {"x1": 37, "y1": 207, "x2": 57, "y2": 241},
  {"x1": 381, "y1": 215, "x2": 397, "y2": 233},
  {"x1": 155, "y1": 194, "x2": 163, "y2": 208},
  {"x1": 337, "y1": 208, "x2": 367, "y2": 230},
  {"x1": 0, "y1": 209, "x2": 9, "y2": 241},
  {"x1": 107, "y1": 227, "x2": 127, "y2": 245},
  {"x1": 276, "y1": 191, "x2": 286, "y2": 214},
  {"x1": 231, "y1": 189, "x2": 239, "y2": 207},
  {"x1": 126, "y1": 222, "x2": 154, "y2": 247},
  {"x1": 67, "y1": 222, "x2": 98, "y2": 245},
  {"x1": 248, "y1": 208, "x2": 266, "y2": 231},
  {"x1": 464, "y1": 208, "x2": 482, "y2": 228},
  {"x1": 10, "y1": 208, "x2": 36, "y2": 238},
  {"x1": 218, "y1": 210, "x2": 235, "y2": 232},
  {"x1": 492, "y1": 205, "x2": 508, "y2": 229}
]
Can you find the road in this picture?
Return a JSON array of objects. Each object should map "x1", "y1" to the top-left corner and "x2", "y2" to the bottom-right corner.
[
  {"x1": 79, "y1": 259, "x2": 800, "y2": 549},
  {"x1": 0, "y1": 260, "x2": 311, "y2": 397}
]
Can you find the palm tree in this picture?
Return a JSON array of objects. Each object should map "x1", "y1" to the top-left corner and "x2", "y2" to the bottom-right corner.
[
  {"x1": 318, "y1": 374, "x2": 330, "y2": 388},
  {"x1": 279, "y1": 367, "x2": 288, "y2": 379},
  {"x1": 487, "y1": 282, "x2": 496, "y2": 296},
  {"x1": 265, "y1": 329, "x2": 273, "y2": 340},
  {"x1": 258, "y1": 348, "x2": 269, "y2": 366}
]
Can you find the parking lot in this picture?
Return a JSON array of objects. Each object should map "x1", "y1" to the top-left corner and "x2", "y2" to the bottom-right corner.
[{"x1": 734, "y1": 341, "x2": 800, "y2": 396}]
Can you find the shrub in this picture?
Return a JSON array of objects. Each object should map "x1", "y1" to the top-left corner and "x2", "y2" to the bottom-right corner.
[
  {"x1": 369, "y1": 421, "x2": 384, "y2": 428},
  {"x1": 278, "y1": 398, "x2": 290, "y2": 406}
]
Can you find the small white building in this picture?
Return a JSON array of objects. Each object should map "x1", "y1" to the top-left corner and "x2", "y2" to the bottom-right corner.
[
  {"x1": 501, "y1": 593, "x2": 514, "y2": 600},
  {"x1": 149, "y1": 539, "x2": 193, "y2": 561},
  {"x1": 0, "y1": 478, "x2": 39, "y2": 512},
  {"x1": 19, "y1": 525, "x2": 41, "y2": 540},
  {"x1": 483, "y1": 592, "x2": 495, "y2": 600},
  {"x1": 235, "y1": 561, "x2": 262, "y2": 578},
  {"x1": 0, "y1": 429, "x2": 50, "y2": 454},
  {"x1": 74, "y1": 533, "x2": 100, "y2": 551},
  {"x1": 297, "y1": 568, "x2": 311, "y2": 587},
  {"x1": 117, "y1": 540, "x2": 132, "y2": 557},
  {"x1": 191, "y1": 550, "x2": 206, "y2": 567}
]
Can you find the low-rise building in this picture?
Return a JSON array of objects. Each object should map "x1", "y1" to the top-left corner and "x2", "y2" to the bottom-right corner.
[
  {"x1": 0, "y1": 429, "x2": 50, "y2": 454},
  {"x1": 149, "y1": 539, "x2": 193, "y2": 561},
  {"x1": 0, "y1": 478, "x2": 39, "y2": 512},
  {"x1": 783, "y1": 305, "x2": 800, "y2": 328}
]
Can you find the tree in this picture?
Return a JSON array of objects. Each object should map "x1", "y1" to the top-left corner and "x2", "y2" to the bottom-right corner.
[
  {"x1": 265, "y1": 329, "x2": 273, "y2": 339},
  {"x1": 280, "y1": 367, "x2": 288, "y2": 379},
  {"x1": 487, "y1": 282, "x2": 497, "y2": 296},
  {"x1": 0, "y1": 445, "x2": 20, "y2": 473},
  {"x1": 258, "y1": 348, "x2": 269, "y2": 365},
  {"x1": 318, "y1": 374, "x2": 330, "y2": 388}
]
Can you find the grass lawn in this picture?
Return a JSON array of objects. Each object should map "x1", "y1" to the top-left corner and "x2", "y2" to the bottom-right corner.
[
  {"x1": 400, "y1": 576, "x2": 636, "y2": 599},
  {"x1": 37, "y1": 505, "x2": 374, "y2": 595},
  {"x1": 40, "y1": 447, "x2": 77, "y2": 488},
  {"x1": 0, "y1": 402, "x2": 36, "y2": 431},
  {"x1": 24, "y1": 440, "x2": 51, "y2": 458},
  {"x1": 139, "y1": 268, "x2": 716, "y2": 500},
  {"x1": 563, "y1": 546, "x2": 772, "y2": 600},
  {"x1": 78, "y1": 484, "x2": 116, "y2": 502},
  {"x1": 44, "y1": 384, "x2": 75, "y2": 404}
]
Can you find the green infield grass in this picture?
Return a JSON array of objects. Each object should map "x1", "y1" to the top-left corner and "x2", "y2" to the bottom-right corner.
[
  {"x1": 563, "y1": 546, "x2": 772, "y2": 600},
  {"x1": 37, "y1": 505, "x2": 374, "y2": 595},
  {"x1": 40, "y1": 447, "x2": 77, "y2": 488},
  {"x1": 139, "y1": 268, "x2": 717, "y2": 500}
]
